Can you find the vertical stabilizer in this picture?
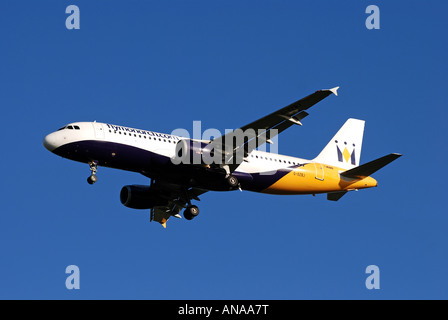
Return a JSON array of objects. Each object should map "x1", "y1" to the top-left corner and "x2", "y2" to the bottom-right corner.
[{"x1": 313, "y1": 118, "x2": 365, "y2": 170}]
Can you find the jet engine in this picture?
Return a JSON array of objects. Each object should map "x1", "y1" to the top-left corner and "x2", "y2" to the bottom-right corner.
[{"x1": 120, "y1": 185, "x2": 168, "y2": 209}]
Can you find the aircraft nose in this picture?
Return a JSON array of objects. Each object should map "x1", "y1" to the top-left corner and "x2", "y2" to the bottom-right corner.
[{"x1": 43, "y1": 133, "x2": 57, "y2": 152}]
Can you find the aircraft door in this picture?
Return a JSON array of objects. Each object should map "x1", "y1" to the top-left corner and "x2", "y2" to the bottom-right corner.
[
  {"x1": 314, "y1": 162, "x2": 324, "y2": 181},
  {"x1": 93, "y1": 122, "x2": 105, "y2": 140}
]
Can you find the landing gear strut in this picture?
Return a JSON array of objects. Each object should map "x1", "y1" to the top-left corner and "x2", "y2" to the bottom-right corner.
[{"x1": 87, "y1": 161, "x2": 98, "y2": 185}]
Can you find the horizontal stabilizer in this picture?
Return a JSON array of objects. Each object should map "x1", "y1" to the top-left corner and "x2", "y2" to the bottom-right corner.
[
  {"x1": 327, "y1": 191, "x2": 347, "y2": 201},
  {"x1": 340, "y1": 153, "x2": 402, "y2": 179}
]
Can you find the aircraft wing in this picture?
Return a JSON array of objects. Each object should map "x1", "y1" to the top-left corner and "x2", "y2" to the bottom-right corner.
[{"x1": 207, "y1": 87, "x2": 339, "y2": 173}]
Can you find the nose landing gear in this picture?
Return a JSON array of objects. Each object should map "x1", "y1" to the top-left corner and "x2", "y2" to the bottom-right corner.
[{"x1": 87, "y1": 161, "x2": 98, "y2": 185}]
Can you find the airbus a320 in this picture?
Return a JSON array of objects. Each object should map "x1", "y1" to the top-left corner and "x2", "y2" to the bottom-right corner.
[{"x1": 43, "y1": 87, "x2": 401, "y2": 227}]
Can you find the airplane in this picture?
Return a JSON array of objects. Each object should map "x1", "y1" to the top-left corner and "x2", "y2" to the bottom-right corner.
[{"x1": 43, "y1": 87, "x2": 401, "y2": 227}]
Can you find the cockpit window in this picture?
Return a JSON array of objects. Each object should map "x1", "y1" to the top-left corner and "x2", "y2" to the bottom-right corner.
[{"x1": 57, "y1": 125, "x2": 79, "y2": 131}]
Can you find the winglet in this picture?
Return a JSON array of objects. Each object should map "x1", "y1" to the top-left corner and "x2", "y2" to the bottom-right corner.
[{"x1": 328, "y1": 86, "x2": 339, "y2": 96}]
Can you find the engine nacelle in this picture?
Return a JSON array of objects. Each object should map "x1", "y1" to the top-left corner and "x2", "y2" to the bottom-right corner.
[{"x1": 120, "y1": 185, "x2": 168, "y2": 209}]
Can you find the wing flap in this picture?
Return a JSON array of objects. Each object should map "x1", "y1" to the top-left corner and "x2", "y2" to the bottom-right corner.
[{"x1": 151, "y1": 207, "x2": 173, "y2": 228}]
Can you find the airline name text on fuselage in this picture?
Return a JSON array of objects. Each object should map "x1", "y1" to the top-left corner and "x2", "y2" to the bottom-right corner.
[{"x1": 106, "y1": 124, "x2": 181, "y2": 141}]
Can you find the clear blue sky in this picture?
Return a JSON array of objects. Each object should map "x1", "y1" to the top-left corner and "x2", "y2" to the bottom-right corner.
[{"x1": 0, "y1": 1, "x2": 446, "y2": 299}]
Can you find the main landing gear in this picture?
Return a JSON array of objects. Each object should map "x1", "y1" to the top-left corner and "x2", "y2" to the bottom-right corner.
[
  {"x1": 222, "y1": 165, "x2": 241, "y2": 190},
  {"x1": 182, "y1": 174, "x2": 239, "y2": 221},
  {"x1": 87, "y1": 161, "x2": 98, "y2": 185},
  {"x1": 226, "y1": 175, "x2": 239, "y2": 189},
  {"x1": 183, "y1": 205, "x2": 200, "y2": 220}
]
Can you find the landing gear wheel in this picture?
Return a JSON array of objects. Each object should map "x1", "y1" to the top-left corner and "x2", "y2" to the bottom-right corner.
[
  {"x1": 226, "y1": 175, "x2": 239, "y2": 188},
  {"x1": 87, "y1": 175, "x2": 97, "y2": 185},
  {"x1": 184, "y1": 205, "x2": 199, "y2": 220}
]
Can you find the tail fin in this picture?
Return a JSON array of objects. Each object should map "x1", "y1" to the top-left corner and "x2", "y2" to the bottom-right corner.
[{"x1": 313, "y1": 118, "x2": 365, "y2": 170}]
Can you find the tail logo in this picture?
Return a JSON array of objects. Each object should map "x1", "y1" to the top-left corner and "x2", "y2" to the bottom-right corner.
[{"x1": 336, "y1": 141, "x2": 356, "y2": 166}]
